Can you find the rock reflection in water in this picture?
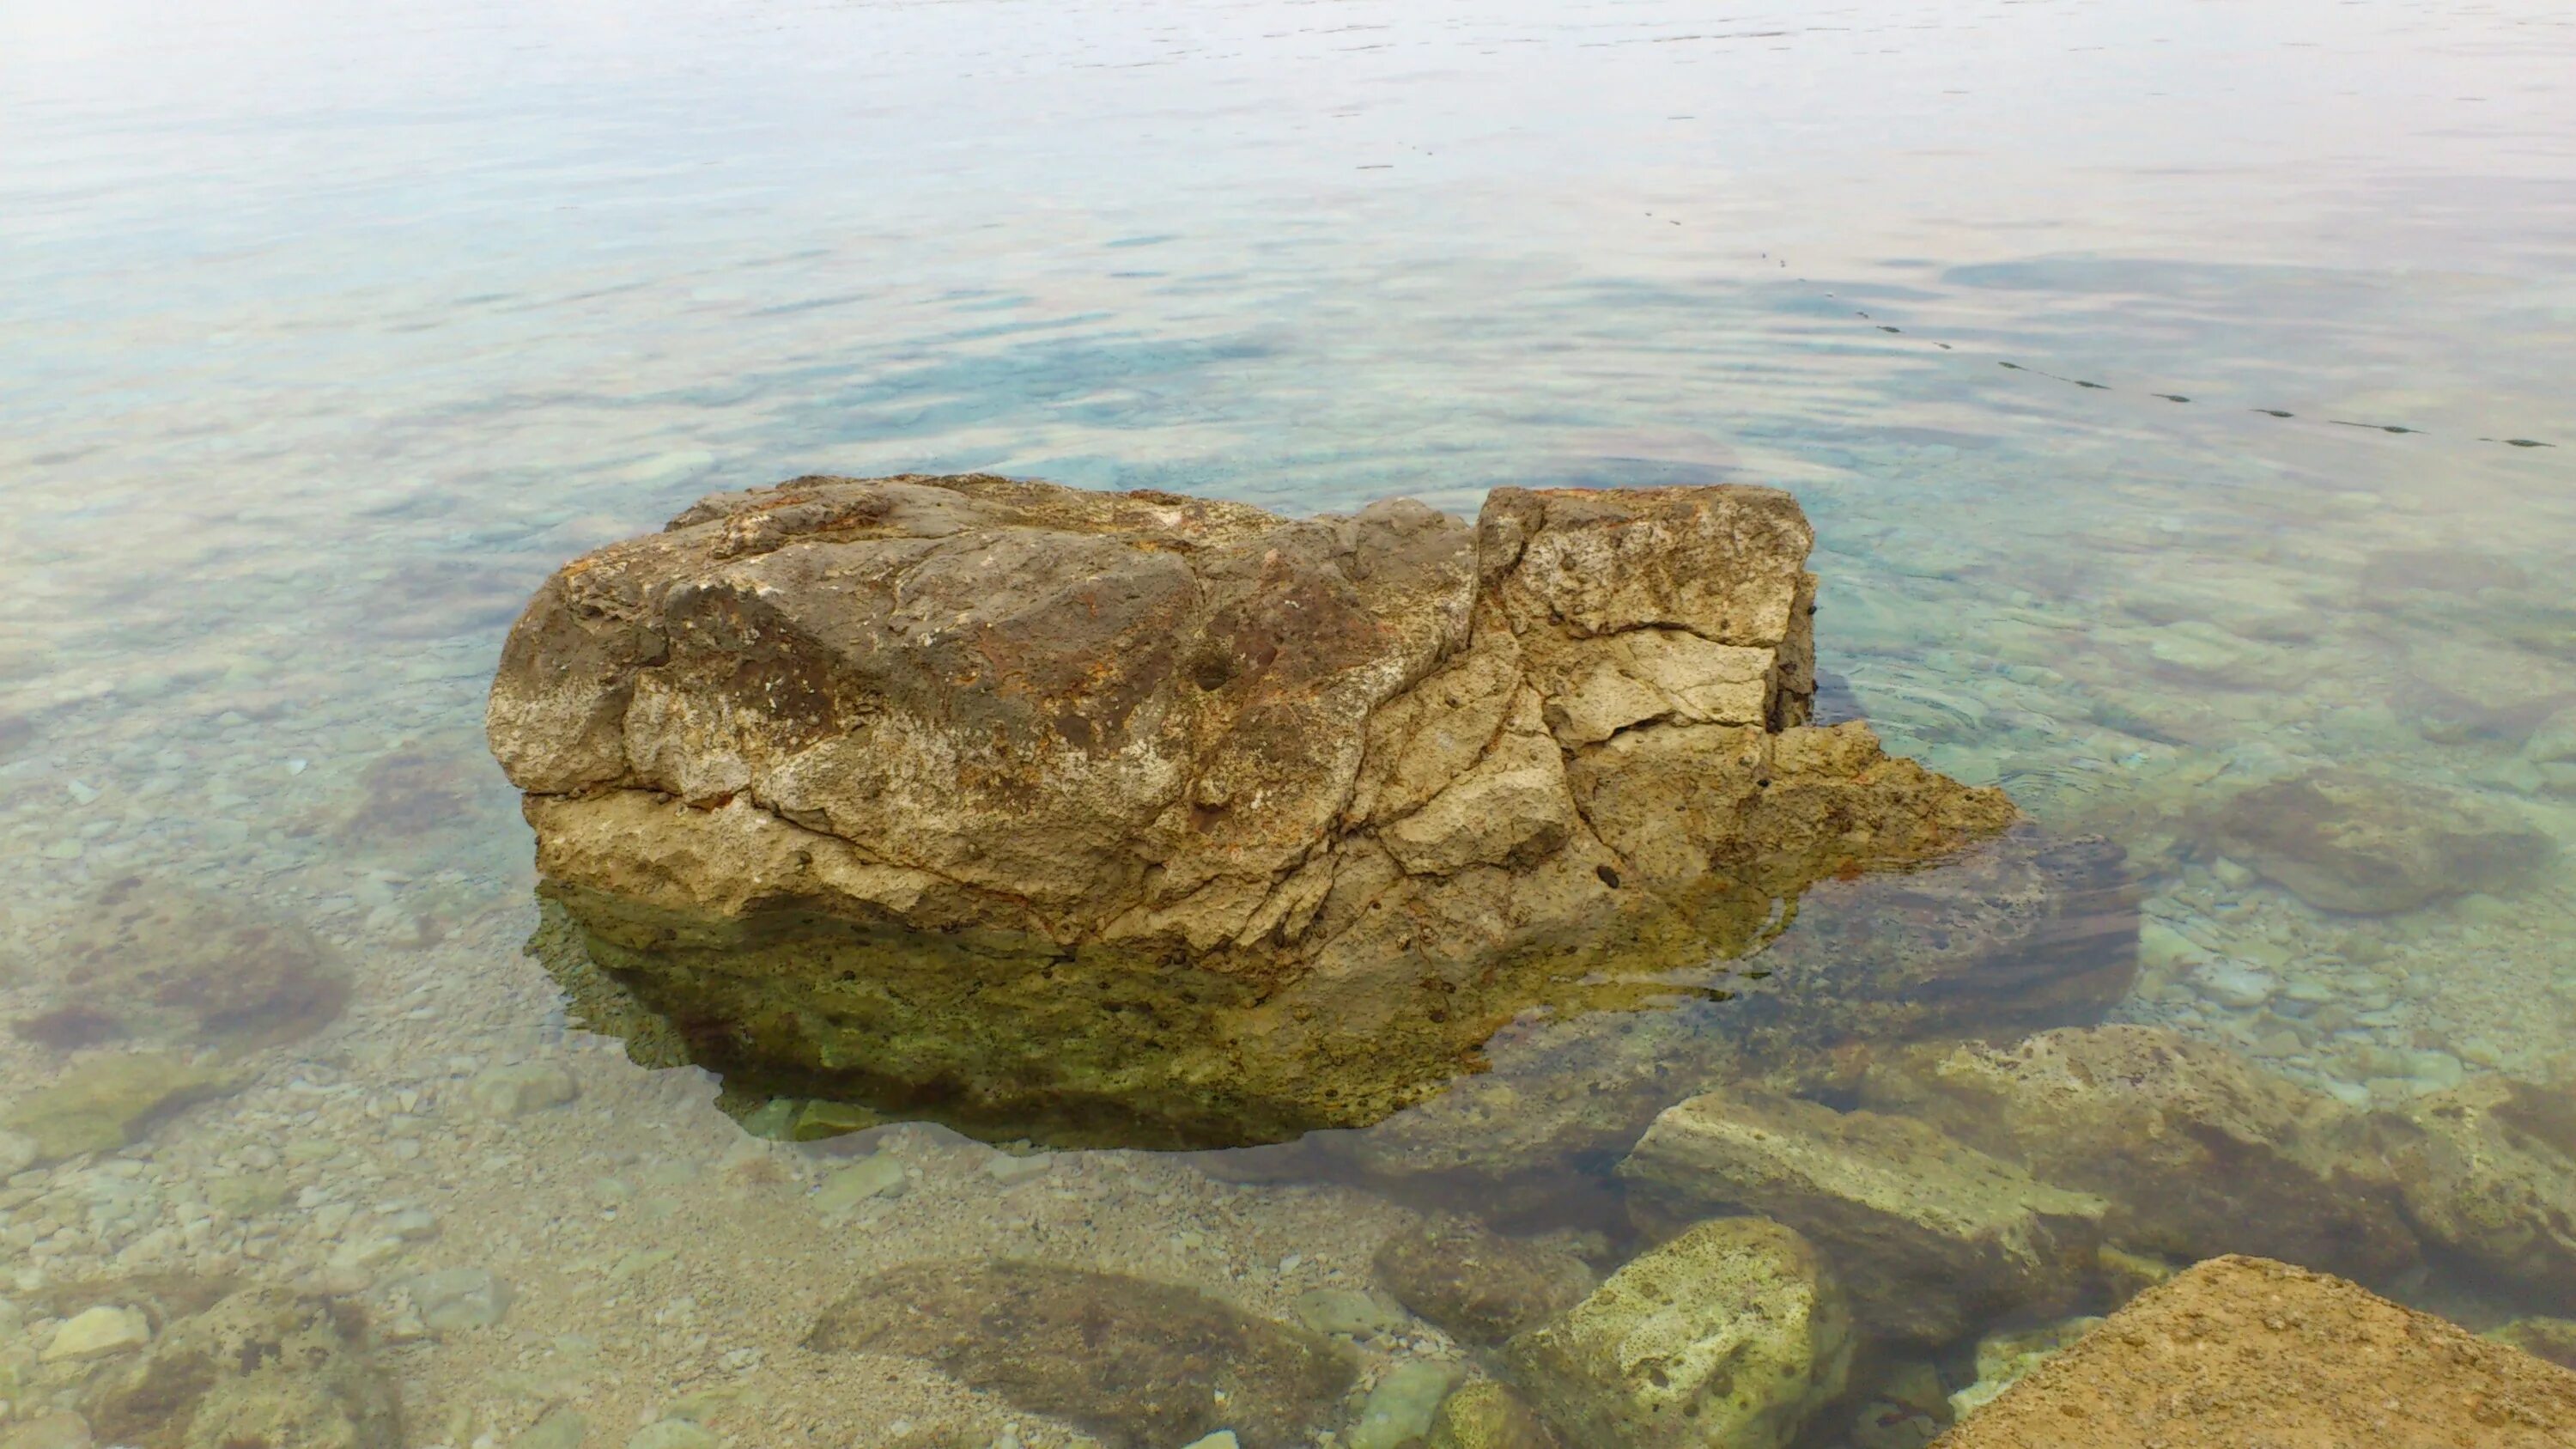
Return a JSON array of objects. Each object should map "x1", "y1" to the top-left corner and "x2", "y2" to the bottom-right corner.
[{"x1": 536, "y1": 823, "x2": 2135, "y2": 1165}]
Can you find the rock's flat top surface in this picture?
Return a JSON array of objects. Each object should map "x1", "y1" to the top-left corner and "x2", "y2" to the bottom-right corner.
[{"x1": 1935, "y1": 1254, "x2": 2576, "y2": 1448}]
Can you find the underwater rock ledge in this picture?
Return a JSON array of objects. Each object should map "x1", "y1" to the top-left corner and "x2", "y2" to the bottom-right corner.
[{"x1": 488, "y1": 473, "x2": 2021, "y2": 1146}]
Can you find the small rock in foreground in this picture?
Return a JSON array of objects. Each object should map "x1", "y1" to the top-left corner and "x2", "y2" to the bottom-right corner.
[
  {"x1": 1504, "y1": 1216, "x2": 1850, "y2": 1449},
  {"x1": 1937, "y1": 1254, "x2": 2576, "y2": 1447}
]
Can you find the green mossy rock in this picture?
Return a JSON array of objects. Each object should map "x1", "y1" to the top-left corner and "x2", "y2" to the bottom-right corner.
[{"x1": 1504, "y1": 1216, "x2": 1850, "y2": 1449}]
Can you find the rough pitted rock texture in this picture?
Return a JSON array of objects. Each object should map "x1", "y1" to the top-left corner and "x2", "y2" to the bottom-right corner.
[
  {"x1": 1860, "y1": 1026, "x2": 2421, "y2": 1283},
  {"x1": 71, "y1": 1284, "x2": 403, "y2": 1449},
  {"x1": 1935, "y1": 1255, "x2": 2576, "y2": 1449},
  {"x1": 1504, "y1": 1215, "x2": 1850, "y2": 1449},
  {"x1": 1427, "y1": 1381, "x2": 1561, "y2": 1449},
  {"x1": 491, "y1": 475, "x2": 2014, "y2": 1145},
  {"x1": 1620, "y1": 1088, "x2": 2107, "y2": 1342},
  {"x1": 2384, "y1": 1068, "x2": 2576, "y2": 1310},
  {"x1": 805, "y1": 1260, "x2": 1352, "y2": 1449},
  {"x1": 2208, "y1": 769, "x2": 2555, "y2": 914}
]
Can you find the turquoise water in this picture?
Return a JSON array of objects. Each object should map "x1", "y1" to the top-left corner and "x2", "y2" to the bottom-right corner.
[{"x1": 5, "y1": 1, "x2": 2576, "y2": 1444}]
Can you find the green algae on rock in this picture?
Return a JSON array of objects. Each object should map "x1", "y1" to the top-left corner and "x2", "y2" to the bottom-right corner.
[
  {"x1": 805, "y1": 1260, "x2": 1352, "y2": 1449},
  {"x1": 1504, "y1": 1216, "x2": 1851, "y2": 1449},
  {"x1": 3, "y1": 1052, "x2": 246, "y2": 1165},
  {"x1": 491, "y1": 475, "x2": 2020, "y2": 1149}
]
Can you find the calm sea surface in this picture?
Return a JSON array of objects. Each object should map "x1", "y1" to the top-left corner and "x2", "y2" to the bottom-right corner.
[{"x1": 4, "y1": 0, "x2": 2575, "y2": 1444}]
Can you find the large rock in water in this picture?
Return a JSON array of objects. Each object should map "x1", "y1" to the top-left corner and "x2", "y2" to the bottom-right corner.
[{"x1": 489, "y1": 474, "x2": 2014, "y2": 1147}]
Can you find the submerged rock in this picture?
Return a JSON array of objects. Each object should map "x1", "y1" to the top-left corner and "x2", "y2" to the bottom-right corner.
[
  {"x1": 1619, "y1": 1088, "x2": 2106, "y2": 1342},
  {"x1": 1935, "y1": 1255, "x2": 2576, "y2": 1448},
  {"x1": 1858, "y1": 1026, "x2": 2421, "y2": 1282},
  {"x1": 1370, "y1": 1216, "x2": 1595, "y2": 1345},
  {"x1": 1425, "y1": 1382, "x2": 1559, "y2": 1449},
  {"x1": 11, "y1": 877, "x2": 348, "y2": 1055},
  {"x1": 491, "y1": 475, "x2": 2014, "y2": 1147},
  {"x1": 1504, "y1": 1216, "x2": 1850, "y2": 1449},
  {"x1": 1347, "y1": 1361, "x2": 1467, "y2": 1449},
  {"x1": 2383, "y1": 1069, "x2": 2576, "y2": 1309},
  {"x1": 1945, "y1": 1316, "x2": 2099, "y2": 1421},
  {"x1": 79, "y1": 1286, "x2": 402, "y2": 1449},
  {"x1": 805, "y1": 1260, "x2": 1352, "y2": 1449},
  {"x1": 3, "y1": 1053, "x2": 245, "y2": 1165},
  {"x1": 42, "y1": 1306, "x2": 151, "y2": 1363},
  {"x1": 2208, "y1": 769, "x2": 2554, "y2": 913},
  {"x1": 2489, "y1": 1317, "x2": 2576, "y2": 1372}
]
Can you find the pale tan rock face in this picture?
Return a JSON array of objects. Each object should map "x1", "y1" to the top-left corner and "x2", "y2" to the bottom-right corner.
[
  {"x1": 489, "y1": 474, "x2": 2018, "y2": 1145},
  {"x1": 1939, "y1": 1255, "x2": 2576, "y2": 1449}
]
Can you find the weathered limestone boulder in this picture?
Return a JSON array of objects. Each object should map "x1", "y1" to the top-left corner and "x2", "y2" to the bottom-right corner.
[
  {"x1": 1618, "y1": 1088, "x2": 2106, "y2": 1342},
  {"x1": 1857, "y1": 1026, "x2": 2421, "y2": 1282},
  {"x1": 805, "y1": 1260, "x2": 1352, "y2": 1449},
  {"x1": 1371, "y1": 1216, "x2": 1596, "y2": 1345},
  {"x1": 2208, "y1": 769, "x2": 2555, "y2": 913},
  {"x1": 2383, "y1": 1069, "x2": 2576, "y2": 1309},
  {"x1": 1504, "y1": 1216, "x2": 1850, "y2": 1449},
  {"x1": 1937, "y1": 1255, "x2": 2576, "y2": 1449},
  {"x1": 491, "y1": 474, "x2": 2014, "y2": 1147}
]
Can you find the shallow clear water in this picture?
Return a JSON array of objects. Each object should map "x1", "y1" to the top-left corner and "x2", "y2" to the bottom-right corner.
[{"x1": 5, "y1": 0, "x2": 2576, "y2": 1444}]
